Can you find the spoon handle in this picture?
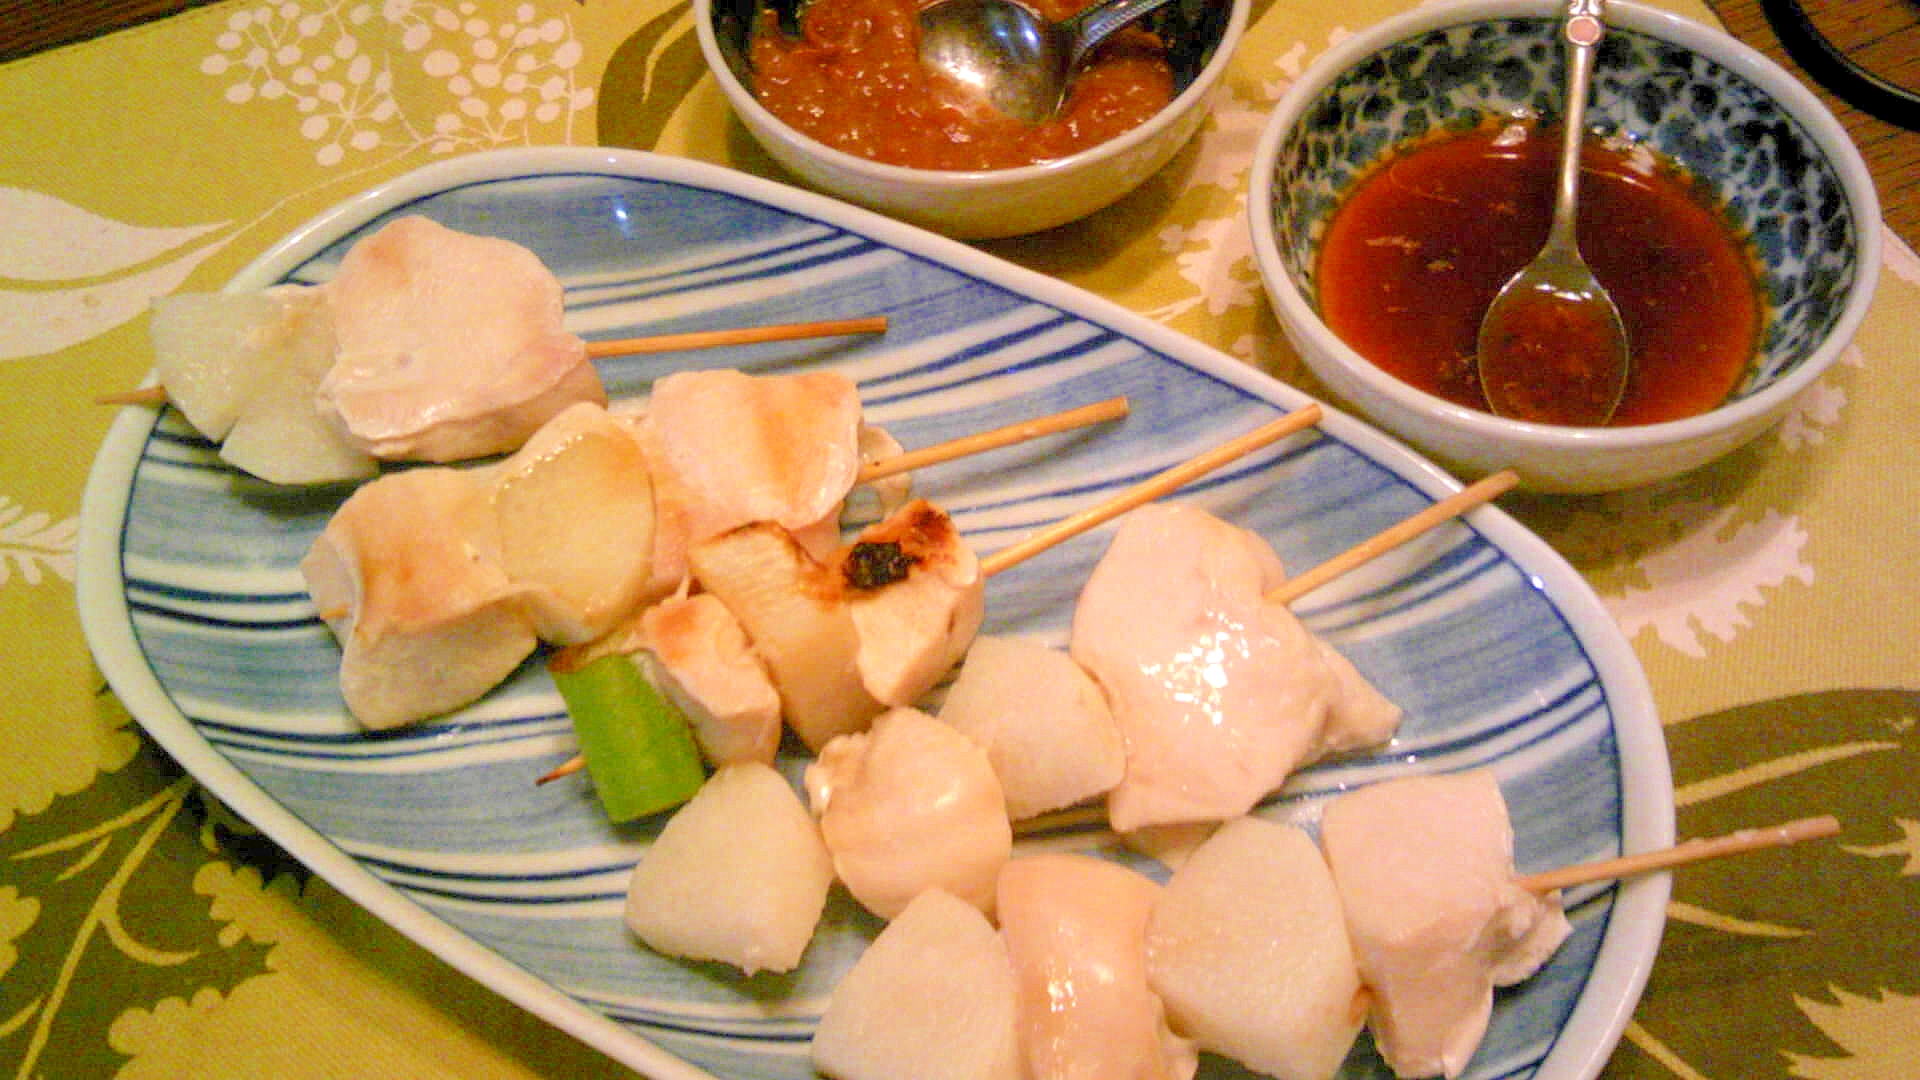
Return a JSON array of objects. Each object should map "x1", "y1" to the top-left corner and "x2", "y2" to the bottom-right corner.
[
  {"x1": 1549, "y1": 0, "x2": 1606, "y2": 250},
  {"x1": 1064, "y1": 0, "x2": 1183, "y2": 70}
]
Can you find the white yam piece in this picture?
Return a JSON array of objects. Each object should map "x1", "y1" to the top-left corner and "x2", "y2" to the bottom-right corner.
[
  {"x1": 149, "y1": 286, "x2": 378, "y2": 485},
  {"x1": 938, "y1": 635, "x2": 1125, "y2": 821},
  {"x1": 806, "y1": 708, "x2": 1011, "y2": 919},
  {"x1": 319, "y1": 215, "x2": 604, "y2": 462},
  {"x1": 841, "y1": 500, "x2": 985, "y2": 708},
  {"x1": 688, "y1": 522, "x2": 883, "y2": 751},
  {"x1": 1146, "y1": 816, "x2": 1366, "y2": 1080},
  {"x1": 488, "y1": 402, "x2": 655, "y2": 646},
  {"x1": 640, "y1": 593, "x2": 783, "y2": 767},
  {"x1": 624, "y1": 763, "x2": 832, "y2": 976},
  {"x1": 1070, "y1": 504, "x2": 1399, "y2": 831},
  {"x1": 1319, "y1": 771, "x2": 1572, "y2": 1080},
  {"x1": 299, "y1": 467, "x2": 536, "y2": 729},
  {"x1": 811, "y1": 888, "x2": 1021, "y2": 1080},
  {"x1": 997, "y1": 854, "x2": 1199, "y2": 1080},
  {"x1": 646, "y1": 368, "x2": 862, "y2": 538}
]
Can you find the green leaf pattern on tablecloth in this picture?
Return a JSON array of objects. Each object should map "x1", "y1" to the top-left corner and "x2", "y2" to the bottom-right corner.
[{"x1": 1606, "y1": 689, "x2": 1920, "y2": 1079}]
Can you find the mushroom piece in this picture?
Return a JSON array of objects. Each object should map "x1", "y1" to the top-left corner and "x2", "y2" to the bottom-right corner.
[
  {"x1": 624, "y1": 762, "x2": 833, "y2": 976},
  {"x1": 1145, "y1": 816, "x2": 1368, "y2": 1080},
  {"x1": 938, "y1": 635, "x2": 1125, "y2": 821},
  {"x1": 810, "y1": 888, "x2": 1022, "y2": 1080}
]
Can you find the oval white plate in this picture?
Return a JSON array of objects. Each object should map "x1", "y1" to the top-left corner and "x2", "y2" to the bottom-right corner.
[{"x1": 78, "y1": 147, "x2": 1671, "y2": 1080}]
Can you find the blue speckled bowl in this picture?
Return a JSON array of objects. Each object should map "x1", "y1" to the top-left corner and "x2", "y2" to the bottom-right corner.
[{"x1": 1250, "y1": 0, "x2": 1880, "y2": 493}]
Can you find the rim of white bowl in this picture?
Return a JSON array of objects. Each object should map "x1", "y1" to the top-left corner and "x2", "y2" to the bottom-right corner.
[
  {"x1": 1248, "y1": 0, "x2": 1883, "y2": 452},
  {"x1": 693, "y1": 0, "x2": 1250, "y2": 187}
]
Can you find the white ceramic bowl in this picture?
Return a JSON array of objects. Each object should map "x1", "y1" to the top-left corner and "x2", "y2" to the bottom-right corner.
[
  {"x1": 1249, "y1": 0, "x2": 1880, "y2": 494},
  {"x1": 696, "y1": 0, "x2": 1249, "y2": 239}
]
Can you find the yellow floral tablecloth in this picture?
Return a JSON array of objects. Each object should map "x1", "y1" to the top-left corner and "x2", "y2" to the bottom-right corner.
[{"x1": 3, "y1": 1, "x2": 1916, "y2": 1077}]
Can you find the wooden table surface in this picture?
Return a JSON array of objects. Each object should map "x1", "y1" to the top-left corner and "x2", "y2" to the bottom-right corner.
[{"x1": 2, "y1": 0, "x2": 1915, "y2": 249}]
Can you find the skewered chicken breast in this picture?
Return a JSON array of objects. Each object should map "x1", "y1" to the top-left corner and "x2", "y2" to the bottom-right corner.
[
  {"x1": 299, "y1": 466, "x2": 537, "y2": 729},
  {"x1": 1070, "y1": 504, "x2": 1399, "y2": 831},
  {"x1": 319, "y1": 215, "x2": 605, "y2": 462},
  {"x1": 998, "y1": 853, "x2": 1198, "y2": 1080},
  {"x1": 806, "y1": 707, "x2": 1012, "y2": 919},
  {"x1": 1319, "y1": 771, "x2": 1571, "y2": 1079},
  {"x1": 839, "y1": 499, "x2": 985, "y2": 708}
]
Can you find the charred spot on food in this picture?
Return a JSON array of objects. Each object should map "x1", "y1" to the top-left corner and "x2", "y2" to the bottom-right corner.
[{"x1": 843, "y1": 540, "x2": 917, "y2": 591}]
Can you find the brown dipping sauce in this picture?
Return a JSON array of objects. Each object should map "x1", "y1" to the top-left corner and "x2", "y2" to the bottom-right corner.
[
  {"x1": 1315, "y1": 123, "x2": 1764, "y2": 426},
  {"x1": 748, "y1": 0, "x2": 1175, "y2": 171}
]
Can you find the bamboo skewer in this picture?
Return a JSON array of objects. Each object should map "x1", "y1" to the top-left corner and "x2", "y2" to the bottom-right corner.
[
  {"x1": 978, "y1": 404, "x2": 1325, "y2": 578},
  {"x1": 582, "y1": 316, "x2": 888, "y2": 359},
  {"x1": 857, "y1": 396, "x2": 1129, "y2": 483},
  {"x1": 540, "y1": 404, "x2": 1326, "y2": 785},
  {"x1": 97, "y1": 385, "x2": 169, "y2": 406},
  {"x1": 95, "y1": 316, "x2": 891, "y2": 407},
  {"x1": 1516, "y1": 814, "x2": 1840, "y2": 894},
  {"x1": 1266, "y1": 468, "x2": 1520, "y2": 607}
]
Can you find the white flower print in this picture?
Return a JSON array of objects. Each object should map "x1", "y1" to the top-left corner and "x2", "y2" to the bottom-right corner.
[{"x1": 199, "y1": 1, "x2": 595, "y2": 166}]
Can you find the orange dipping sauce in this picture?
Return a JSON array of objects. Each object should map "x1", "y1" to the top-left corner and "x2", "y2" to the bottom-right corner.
[
  {"x1": 748, "y1": 0, "x2": 1174, "y2": 171},
  {"x1": 1315, "y1": 123, "x2": 1765, "y2": 426}
]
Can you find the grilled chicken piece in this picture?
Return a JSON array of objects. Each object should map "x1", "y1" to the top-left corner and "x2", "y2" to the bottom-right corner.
[
  {"x1": 1319, "y1": 771, "x2": 1571, "y2": 1080},
  {"x1": 1069, "y1": 504, "x2": 1399, "y2": 831},
  {"x1": 839, "y1": 499, "x2": 985, "y2": 708},
  {"x1": 688, "y1": 521, "x2": 883, "y2": 751},
  {"x1": 319, "y1": 215, "x2": 604, "y2": 462},
  {"x1": 550, "y1": 582, "x2": 783, "y2": 769},
  {"x1": 299, "y1": 466, "x2": 536, "y2": 729},
  {"x1": 640, "y1": 368, "x2": 863, "y2": 593},
  {"x1": 806, "y1": 707, "x2": 1012, "y2": 919},
  {"x1": 997, "y1": 854, "x2": 1198, "y2": 1080},
  {"x1": 640, "y1": 592, "x2": 783, "y2": 767}
]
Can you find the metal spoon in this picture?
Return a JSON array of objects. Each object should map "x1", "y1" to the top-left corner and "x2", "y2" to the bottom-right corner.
[
  {"x1": 1475, "y1": 0, "x2": 1631, "y2": 427},
  {"x1": 917, "y1": 0, "x2": 1181, "y2": 124}
]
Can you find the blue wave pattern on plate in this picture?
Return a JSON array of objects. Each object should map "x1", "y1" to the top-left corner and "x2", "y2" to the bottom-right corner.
[{"x1": 119, "y1": 170, "x2": 1619, "y2": 1079}]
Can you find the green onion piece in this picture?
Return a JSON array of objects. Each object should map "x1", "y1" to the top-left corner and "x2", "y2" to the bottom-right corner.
[{"x1": 549, "y1": 652, "x2": 705, "y2": 822}]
